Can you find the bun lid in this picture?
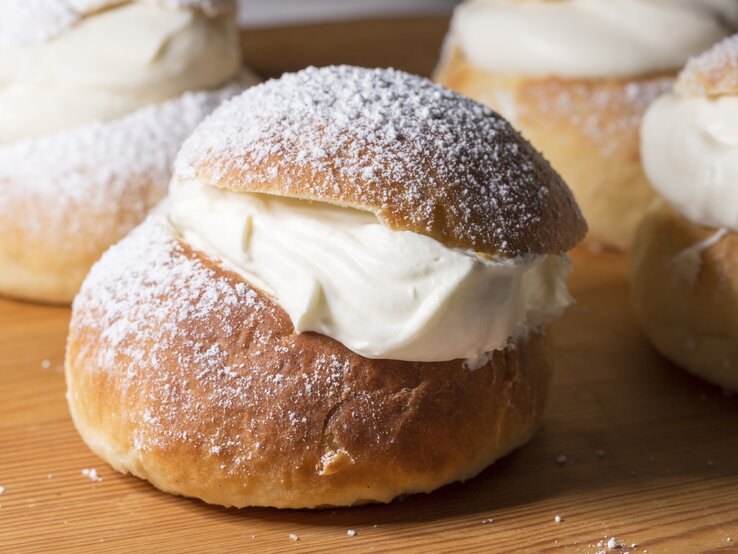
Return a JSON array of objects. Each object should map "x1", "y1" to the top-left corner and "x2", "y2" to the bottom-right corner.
[
  {"x1": 176, "y1": 65, "x2": 587, "y2": 257},
  {"x1": 677, "y1": 34, "x2": 738, "y2": 97}
]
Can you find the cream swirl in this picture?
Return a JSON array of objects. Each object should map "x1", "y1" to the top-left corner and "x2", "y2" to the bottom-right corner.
[
  {"x1": 450, "y1": 0, "x2": 738, "y2": 78},
  {"x1": 169, "y1": 178, "x2": 573, "y2": 363},
  {"x1": 641, "y1": 93, "x2": 738, "y2": 232},
  {"x1": 0, "y1": 1, "x2": 241, "y2": 144}
]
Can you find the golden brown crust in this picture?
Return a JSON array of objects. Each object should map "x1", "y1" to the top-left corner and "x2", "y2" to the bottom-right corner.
[
  {"x1": 630, "y1": 203, "x2": 738, "y2": 390},
  {"x1": 677, "y1": 34, "x2": 738, "y2": 97},
  {"x1": 435, "y1": 47, "x2": 671, "y2": 251},
  {"x1": 65, "y1": 217, "x2": 552, "y2": 508},
  {"x1": 179, "y1": 66, "x2": 586, "y2": 257},
  {"x1": 0, "y1": 173, "x2": 161, "y2": 305}
]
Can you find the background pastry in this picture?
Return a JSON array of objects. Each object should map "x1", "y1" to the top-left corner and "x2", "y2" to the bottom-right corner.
[
  {"x1": 0, "y1": 0, "x2": 258, "y2": 304},
  {"x1": 632, "y1": 36, "x2": 738, "y2": 391},
  {"x1": 66, "y1": 66, "x2": 586, "y2": 508},
  {"x1": 435, "y1": 0, "x2": 738, "y2": 250}
]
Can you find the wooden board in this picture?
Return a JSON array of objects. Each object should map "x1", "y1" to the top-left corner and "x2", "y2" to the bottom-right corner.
[
  {"x1": 2, "y1": 18, "x2": 738, "y2": 554},
  {"x1": 2, "y1": 249, "x2": 738, "y2": 553},
  {"x1": 240, "y1": 17, "x2": 449, "y2": 78}
]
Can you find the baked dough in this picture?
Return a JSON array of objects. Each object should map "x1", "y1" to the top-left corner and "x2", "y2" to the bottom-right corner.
[
  {"x1": 67, "y1": 216, "x2": 553, "y2": 508},
  {"x1": 677, "y1": 35, "x2": 738, "y2": 97},
  {"x1": 435, "y1": 46, "x2": 670, "y2": 250},
  {"x1": 66, "y1": 66, "x2": 586, "y2": 508},
  {"x1": 181, "y1": 65, "x2": 586, "y2": 257},
  {"x1": 0, "y1": 75, "x2": 257, "y2": 304},
  {"x1": 631, "y1": 37, "x2": 738, "y2": 390},
  {"x1": 0, "y1": 0, "x2": 256, "y2": 304},
  {"x1": 631, "y1": 204, "x2": 738, "y2": 391}
]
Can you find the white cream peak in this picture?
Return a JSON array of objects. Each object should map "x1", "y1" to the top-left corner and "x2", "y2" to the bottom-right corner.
[
  {"x1": 0, "y1": 1, "x2": 240, "y2": 144},
  {"x1": 450, "y1": 0, "x2": 738, "y2": 78},
  {"x1": 641, "y1": 94, "x2": 738, "y2": 233}
]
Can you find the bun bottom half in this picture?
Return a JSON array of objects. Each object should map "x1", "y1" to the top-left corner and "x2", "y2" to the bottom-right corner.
[
  {"x1": 631, "y1": 204, "x2": 738, "y2": 391},
  {"x1": 434, "y1": 47, "x2": 671, "y2": 250},
  {"x1": 65, "y1": 216, "x2": 553, "y2": 509},
  {"x1": 0, "y1": 178, "x2": 161, "y2": 305}
]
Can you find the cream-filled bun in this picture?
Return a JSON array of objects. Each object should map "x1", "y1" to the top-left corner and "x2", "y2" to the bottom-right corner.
[
  {"x1": 435, "y1": 0, "x2": 738, "y2": 250},
  {"x1": 0, "y1": 0, "x2": 240, "y2": 144},
  {"x1": 633, "y1": 36, "x2": 738, "y2": 390},
  {"x1": 66, "y1": 66, "x2": 587, "y2": 509},
  {"x1": 0, "y1": 0, "x2": 258, "y2": 304}
]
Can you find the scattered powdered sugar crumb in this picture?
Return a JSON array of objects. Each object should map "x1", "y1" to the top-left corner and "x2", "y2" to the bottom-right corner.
[
  {"x1": 482, "y1": 518, "x2": 494, "y2": 524},
  {"x1": 346, "y1": 529, "x2": 357, "y2": 537},
  {"x1": 0, "y1": 0, "x2": 235, "y2": 47},
  {"x1": 554, "y1": 515, "x2": 562, "y2": 523},
  {"x1": 81, "y1": 468, "x2": 102, "y2": 482},
  {"x1": 178, "y1": 65, "x2": 584, "y2": 256},
  {"x1": 288, "y1": 533, "x2": 299, "y2": 542},
  {"x1": 41, "y1": 359, "x2": 52, "y2": 369},
  {"x1": 607, "y1": 537, "x2": 620, "y2": 550},
  {"x1": 0, "y1": 78, "x2": 248, "y2": 257},
  {"x1": 0, "y1": 485, "x2": 5, "y2": 494},
  {"x1": 678, "y1": 35, "x2": 738, "y2": 97}
]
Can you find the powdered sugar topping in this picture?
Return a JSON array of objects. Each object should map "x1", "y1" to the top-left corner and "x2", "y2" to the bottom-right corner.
[
  {"x1": 520, "y1": 77, "x2": 672, "y2": 156},
  {"x1": 178, "y1": 65, "x2": 585, "y2": 256},
  {"x1": 678, "y1": 34, "x2": 738, "y2": 97},
  {"x1": 0, "y1": 0, "x2": 78, "y2": 47}
]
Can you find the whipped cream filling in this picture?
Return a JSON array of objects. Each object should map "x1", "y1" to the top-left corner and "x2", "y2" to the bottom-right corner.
[
  {"x1": 169, "y1": 178, "x2": 573, "y2": 363},
  {"x1": 641, "y1": 94, "x2": 738, "y2": 233},
  {"x1": 0, "y1": 1, "x2": 241, "y2": 144},
  {"x1": 450, "y1": 0, "x2": 738, "y2": 78}
]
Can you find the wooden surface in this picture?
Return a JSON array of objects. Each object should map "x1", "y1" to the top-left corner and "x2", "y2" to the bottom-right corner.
[
  {"x1": 240, "y1": 17, "x2": 449, "y2": 78},
  {"x1": 2, "y1": 249, "x2": 738, "y2": 553},
  {"x1": 2, "y1": 18, "x2": 738, "y2": 554}
]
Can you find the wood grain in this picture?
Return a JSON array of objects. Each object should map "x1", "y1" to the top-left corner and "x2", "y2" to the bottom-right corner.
[
  {"x1": 2, "y1": 249, "x2": 737, "y2": 553},
  {"x1": 240, "y1": 17, "x2": 449, "y2": 78},
  {"x1": 2, "y1": 18, "x2": 738, "y2": 554}
]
